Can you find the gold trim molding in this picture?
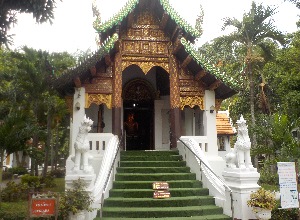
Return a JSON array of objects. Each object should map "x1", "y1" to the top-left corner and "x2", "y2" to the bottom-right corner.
[
  {"x1": 85, "y1": 93, "x2": 112, "y2": 109},
  {"x1": 122, "y1": 61, "x2": 169, "y2": 74},
  {"x1": 180, "y1": 96, "x2": 204, "y2": 110}
]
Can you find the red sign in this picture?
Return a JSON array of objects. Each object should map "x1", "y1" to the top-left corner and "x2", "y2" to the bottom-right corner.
[
  {"x1": 31, "y1": 199, "x2": 56, "y2": 216},
  {"x1": 28, "y1": 192, "x2": 59, "y2": 220},
  {"x1": 153, "y1": 190, "x2": 171, "y2": 199},
  {"x1": 152, "y1": 182, "x2": 169, "y2": 190}
]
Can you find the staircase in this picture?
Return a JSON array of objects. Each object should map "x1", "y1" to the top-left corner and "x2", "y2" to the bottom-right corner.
[{"x1": 96, "y1": 150, "x2": 231, "y2": 220}]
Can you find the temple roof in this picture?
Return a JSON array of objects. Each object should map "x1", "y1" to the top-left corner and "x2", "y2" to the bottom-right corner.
[
  {"x1": 48, "y1": 34, "x2": 119, "y2": 95},
  {"x1": 96, "y1": 0, "x2": 202, "y2": 41},
  {"x1": 49, "y1": 0, "x2": 242, "y2": 99},
  {"x1": 216, "y1": 112, "x2": 235, "y2": 136}
]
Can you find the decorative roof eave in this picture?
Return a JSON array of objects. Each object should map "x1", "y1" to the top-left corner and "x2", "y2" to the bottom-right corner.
[
  {"x1": 159, "y1": 0, "x2": 202, "y2": 38},
  {"x1": 95, "y1": 0, "x2": 202, "y2": 38},
  {"x1": 216, "y1": 113, "x2": 236, "y2": 136},
  {"x1": 50, "y1": 33, "x2": 119, "y2": 90},
  {"x1": 180, "y1": 38, "x2": 243, "y2": 91},
  {"x1": 96, "y1": 0, "x2": 139, "y2": 33}
]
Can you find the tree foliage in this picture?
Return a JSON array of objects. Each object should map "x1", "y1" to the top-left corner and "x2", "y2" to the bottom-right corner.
[
  {"x1": 221, "y1": 2, "x2": 286, "y2": 131},
  {"x1": 263, "y1": 31, "x2": 300, "y2": 121},
  {"x1": 0, "y1": 0, "x2": 59, "y2": 46},
  {"x1": 199, "y1": 1, "x2": 300, "y2": 170},
  {"x1": 0, "y1": 46, "x2": 74, "y2": 178}
]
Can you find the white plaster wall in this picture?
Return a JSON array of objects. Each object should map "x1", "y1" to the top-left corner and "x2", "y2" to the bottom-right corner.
[
  {"x1": 153, "y1": 96, "x2": 171, "y2": 151},
  {"x1": 85, "y1": 103, "x2": 99, "y2": 133},
  {"x1": 203, "y1": 90, "x2": 218, "y2": 156},
  {"x1": 161, "y1": 96, "x2": 171, "y2": 150},
  {"x1": 154, "y1": 100, "x2": 164, "y2": 150},
  {"x1": 184, "y1": 108, "x2": 194, "y2": 136},
  {"x1": 85, "y1": 103, "x2": 112, "y2": 134},
  {"x1": 103, "y1": 105, "x2": 112, "y2": 133}
]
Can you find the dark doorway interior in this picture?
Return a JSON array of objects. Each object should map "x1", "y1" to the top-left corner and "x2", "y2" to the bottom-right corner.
[{"x1": 124, "y1": 100, "x2": 153, "y2": 150}]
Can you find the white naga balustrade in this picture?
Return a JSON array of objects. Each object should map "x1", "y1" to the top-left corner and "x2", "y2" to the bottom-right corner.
[{"x1": 178, "y1": 137, "x2": 227, "y2": 209}]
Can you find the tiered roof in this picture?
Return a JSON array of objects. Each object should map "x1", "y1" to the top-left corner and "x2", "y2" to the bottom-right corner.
[
  {"x1": 49, "y1": 34, "x2": 118, "y2": 94},
  {"x1": 50, "y1": 0, "x2": 241, "y2": 99},
  {"x1": 216, "y1": 113, "x2": 235, "y2": 136},
  {"x1": 95, "y1": 0, "x2": 202, "y2": 38}
]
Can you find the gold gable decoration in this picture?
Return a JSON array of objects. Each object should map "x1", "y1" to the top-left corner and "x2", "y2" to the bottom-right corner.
[
  {"x1": 180, "y1": 96, "x2": 204, "y2": 110},
  {"x1": 122, "y1": 79, "x2": 156, "y2": 101},
  {"x1": 85, "y1": 93, "x2": 112, "y2": 109}
]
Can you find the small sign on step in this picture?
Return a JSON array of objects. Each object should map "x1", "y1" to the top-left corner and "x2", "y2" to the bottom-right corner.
[
  {"x1": 153, "y1": 190, "x2": 171, "y2": 199},
  {"x1": 152, "y1": 182, "x2": 169, "y2": 190}
]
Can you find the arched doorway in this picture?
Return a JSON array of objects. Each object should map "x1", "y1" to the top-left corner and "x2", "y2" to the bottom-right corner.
[{"x1": 122, "y1": 79, "x2": 156, "y2": 150}]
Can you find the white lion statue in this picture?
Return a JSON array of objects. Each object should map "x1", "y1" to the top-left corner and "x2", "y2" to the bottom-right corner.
[
  {"x1": 72, "y1": 115, "x2": 94, "y2": 173},
  {"x1": 225, "y1": 115, "x2": 254, "y2": 170}
]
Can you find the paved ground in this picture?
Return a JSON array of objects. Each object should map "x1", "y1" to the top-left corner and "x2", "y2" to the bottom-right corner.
[{"x1": 1, "y1": 178, "x2": 21, "y2": 188}]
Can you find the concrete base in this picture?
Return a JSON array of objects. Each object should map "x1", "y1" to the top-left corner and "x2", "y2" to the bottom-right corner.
[
  {"x1": 223, "y1": 167, "x2": 260, "y2": 220},
  {"x1": 65, "y1": 170, "x2": 96, "y2": 192}
]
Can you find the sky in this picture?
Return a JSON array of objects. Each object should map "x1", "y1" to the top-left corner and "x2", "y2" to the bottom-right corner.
[{"x1": 8, "y1": 0, "x2": 299, "y2": 54}]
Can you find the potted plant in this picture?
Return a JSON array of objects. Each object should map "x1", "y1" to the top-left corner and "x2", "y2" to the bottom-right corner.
[
  {"x1": 59, "y1": 178, "x2": 95, "y2": 220},
  {"x1": 247, "y1": 188, "x2": 277, "y2": 220}
]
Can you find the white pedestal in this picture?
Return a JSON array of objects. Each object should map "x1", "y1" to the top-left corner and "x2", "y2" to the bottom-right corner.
[
  {"x1": 223, "y1": 167, "x2": 260, "y2": 220},
  {"x1": 65, "y1": 170, "x2": 96, "y2": 192}
]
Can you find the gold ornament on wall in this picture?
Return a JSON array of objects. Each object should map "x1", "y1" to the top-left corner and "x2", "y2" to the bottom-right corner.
[
  {"x1": 85, "y1": 93, "x2": 112, "y2": 109},
  {"x1": 180, "y1": 96, "x2": 204, "y2": 110},
  {"x1": 122, "y1": 60, "x2": 169, "y2": 74}
]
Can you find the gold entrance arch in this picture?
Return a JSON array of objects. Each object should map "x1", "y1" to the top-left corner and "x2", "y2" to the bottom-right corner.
[{"x1": 122, "y1": 79, "x2": 156, "y2": 101}]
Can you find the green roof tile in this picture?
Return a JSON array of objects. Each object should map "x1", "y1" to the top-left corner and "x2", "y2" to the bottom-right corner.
[
  {"x1": 96, "y1": 0, "x2": 202, "y2": 38},
  {"x1": 97, "y1": 0, "x2": 139, "y2": 32},
  {"x1": 180, "y1": 38, "x2": 243, "y2": 90}
]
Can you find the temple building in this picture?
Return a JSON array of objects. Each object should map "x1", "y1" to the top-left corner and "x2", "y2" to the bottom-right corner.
[
  {"x1": 49, "y1": 0, "x2": 240, "y2": 155},
  {"x1": 47, "y1": 1, "x2": 260, "y2": 219}
]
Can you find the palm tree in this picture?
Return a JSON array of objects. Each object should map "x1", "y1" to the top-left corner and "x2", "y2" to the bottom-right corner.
[{"x1": 221, "y1": 2, "x2": 286, "y2": 165}]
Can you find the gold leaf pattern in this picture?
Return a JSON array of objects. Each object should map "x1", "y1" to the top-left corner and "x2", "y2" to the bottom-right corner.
[
  {"x1": 85, "y1": 93, "x2": 112, "y2": 109},
  {"x1": 180, "y1": 96, "x2": 204, "y2": 110}
]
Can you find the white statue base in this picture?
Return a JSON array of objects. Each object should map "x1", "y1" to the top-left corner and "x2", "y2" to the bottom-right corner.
[
  {"x1": 65, "y1": 156, "x2": 96, "y2": 192},
  {"x1": 223, "y1": 167, "x2": 260, "y2": 220},
  {"x1": 65, "y1": 169, "x2": 96, "y2": 192}
]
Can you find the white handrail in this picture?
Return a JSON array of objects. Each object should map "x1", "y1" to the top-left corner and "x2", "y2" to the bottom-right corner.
[
  {"x1": 176, "y1": 135, "x2": 234, "y2": 220},
  {"x1": 92, "y1": 135, "x2": 119, "y2": 204},
  {"x1": 181, "y1": 138, "x2": 225, "y2": 197}
]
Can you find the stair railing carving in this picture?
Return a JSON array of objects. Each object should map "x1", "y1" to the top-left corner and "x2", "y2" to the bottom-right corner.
[
  {"x1": 171, "y1": 132, "x2": 234, "y2": 220},
  {"x1": 91, "y1": 131, "x2": 125, "y2": 220}
]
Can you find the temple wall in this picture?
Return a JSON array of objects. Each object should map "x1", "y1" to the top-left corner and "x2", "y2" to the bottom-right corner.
[{"x1": 155, "y1": 96, "x2": 170, "y2": 150}]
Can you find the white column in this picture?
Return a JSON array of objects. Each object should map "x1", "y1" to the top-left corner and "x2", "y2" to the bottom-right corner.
[
  {"x1": 70, "y1": 87, "x2": 86, "y2": 156},
  {"x1": 66, "y1": 87, "x2": 86, "y2": 176},
  {"x1": 154, "y1": 100, "x2": 164, "y2": 150},
  {"x1": 203, "y1": 90, "x2": 217, "y2": 156}
]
